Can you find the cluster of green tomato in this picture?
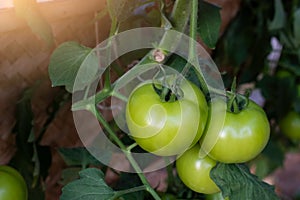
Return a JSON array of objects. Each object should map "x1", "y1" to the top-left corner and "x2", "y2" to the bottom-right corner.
[
  {"x1": 279, "y1": 110, "x2": 300, "y2": 141},
  {"x1": 125, "y1": 79, "x2": 271, "y2": 194},
  {"x1": 276, "y1": 70, "x2": 300, "y2": 141},
  {"x1": 0, "y1": 165, "x2": 28, "y2": 200}
]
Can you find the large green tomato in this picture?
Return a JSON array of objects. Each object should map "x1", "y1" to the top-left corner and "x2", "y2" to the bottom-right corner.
[
  {"x1": 0, "y1": 165, "x2": 28, "y2": 200},
  {"x1": 279, "y1": 111, "x2": 300, "y2": 140},
  {"x1": 206, "y1": 192, "x2": 229, "y2": 200},
  {"x1": 126, "y1": 79, "x2": 208, "y2": 156},
  {"x1": 176, "y1": 144, "x2": 220, "y2": 194},
  {"x1": 202, "y1": 100, "x2": 270, "y2": 163}
]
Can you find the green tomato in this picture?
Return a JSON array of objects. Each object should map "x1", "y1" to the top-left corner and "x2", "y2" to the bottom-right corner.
[
  {"x1": 0, "y1": 165, "x2": 28, "y2": 200},
  {"x1": 206, "y1": 192, "x2": 229, "y2": 200},
  {"x1": 202, "y1": 100, "x2": 270, "y2": 163},
  {"x1": 279, "y1": 111, "x2": 300, "y2": 140},
  {"x1": 126, "y1": 79, "x2": 208, "y2": 156},
  {"x1": 176, "y1": 144, "x2": 220, "y2": 194},
  {"x1": 275, "y1": 69, "x2": 292, "y2": 79}
]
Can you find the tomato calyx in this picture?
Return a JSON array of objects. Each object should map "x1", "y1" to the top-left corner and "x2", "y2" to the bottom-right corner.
[
  {"x1": 226, "y1": 78, "x2": 249, "y2": 114},
  {"x1": 226, "y1": 91, "x2": 249, "y2": 113},
  {"x1": 152, "y1": 83, "x2": 180, "y2": 102},
  {"x1": 151, "y1": 71, "x2": 185, "y2": 103}
]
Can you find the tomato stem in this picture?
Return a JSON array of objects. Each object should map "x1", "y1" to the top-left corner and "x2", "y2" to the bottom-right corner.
[
  {"x1": 113, "y1": 185, "x2": 148, "y2": 199},
  {"x1": 72, "y1": 1, "x2": 196, "y2": 200},
  {"x1": 126, "y1": 142, "x2": 138, "y2": 151},
  {"x1": 226, "y1": 77, "x2": 249, "y2": 113},
  {"x1": 226, "y1": 91, "x2": 249, "y2": 114},
  {"x1": 173, "y1": 0, "x2": 210, "y2": 99},
  {"x1": 90, "y1": 105, "x2": 161, "y2": 200}
]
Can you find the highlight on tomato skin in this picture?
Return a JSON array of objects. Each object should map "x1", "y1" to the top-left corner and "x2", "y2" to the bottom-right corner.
[
  {"x1": 201, "y1": 99, "x2": 270, "y2": 164},
  {"x1": 0, "y1": 165, "x2": 28, "y2": 200},
  {"x1": 125, "y1": 79, "x2": 208, "y2": 156}
]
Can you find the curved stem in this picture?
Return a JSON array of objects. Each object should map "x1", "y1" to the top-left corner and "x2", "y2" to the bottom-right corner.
[
  {"x1": 175, "y1": 0, "x2": 210, "y2": 98},
  {"x1": 111, "y1": 90, "x2": 128, "y2": 102},
  {"x1": 175, "y1": 0, "x2": 197, "y2": 80},
  {"x1": 126, "y1": 142, "x2": 138, "y2": 151},
  {"x1": 113, "y1": 185, "x2": 147, "y2": 199},
  {"x1": 191, "y1": 0, "x2": 210, "y2": 97},
  {"x1": 74, "y1": 2, "x2": 194, "y2": 200},
  {"x1": 91, "y1": 106, "x2": 161, "y2": 200},
  {"x1": 123, "y1": 150, "x2": 161, "y2": 200},
  {"x1": 103, "y1": 18, "x2": 117, "y2": 90}
]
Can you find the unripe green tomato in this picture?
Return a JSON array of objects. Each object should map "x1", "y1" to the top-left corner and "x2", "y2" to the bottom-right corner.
[
  {"x1": 176, "y1": 144, "x2": 220, "y2": 194},
  {"x1": 202, "y1": 100, "x2": 270, "y2": 163},
  {"x1": 0, "y1": 165, "x2": 28, "y2": 200},
  {"x1": 206, "y1": 192, "x2": 229, "y2": 200},
  {"x1": 126, "y1": 80, "x2": 208, "y2": 156},
  {"x1": 279, "y1": 111, "x2": 300, "y2": 140},
  {"x1": 275, "y1": 69, "x2": 292, "y2": 79}
]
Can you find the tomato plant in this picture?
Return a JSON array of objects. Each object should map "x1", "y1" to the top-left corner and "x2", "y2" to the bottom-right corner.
[
  {"x1": 126, "y1": 79, "x2": 208, "y2": 156},
  {"x1": 0, "y1": 165, "x2": 28, "y2": 200},
  {"x1": 46, "y1": 0, "x2": 284, "y2": 199},
  {"x1": 279, "y1": 111, "x2": 300, "y2": 141},
  {"x1": 176, "y1": 144, "x2": 220, "y2": 194},
  {"x1": 202, "y1": 97, "x2": 270, "y2": 163}
]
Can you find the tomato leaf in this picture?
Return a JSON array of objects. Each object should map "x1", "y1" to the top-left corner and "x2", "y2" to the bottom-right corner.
[
  {"x1": 10, "y1": 87, "x2": 51, "y2": 200},
  {"x1": 210, "y1": 163, "x2": 280, "y2": 200},
  {"x1": 60, "y1": 168, "x2": 81, "y2": 186},
  {"x1": 58, "y1": 147, "x2": 102, "y2": 168},
  {"x1": 197, "y1": 0, "x2": 221, "y2": 49},
  {"x1": 60, "y1": 168, "x2": 115, "y2": 200},
  {"x1": 49, "y1": 42, "x2": 99, "y2": 93},
  {"x1": 268, "y1": 0, "x2": 286, "y2": 31}
]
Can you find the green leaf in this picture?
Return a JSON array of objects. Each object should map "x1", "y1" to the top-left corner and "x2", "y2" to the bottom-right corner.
[
  {"x1": 294, "y1": 9, "x2": 300, "y2": 46},
  {"x1": 268, "y1": 0, "x2": 286, "y2": 31},
  {"x1": 13, "y1": 0, "x2": 54, "y2": 47},
  {"x1": 49, "y1": 42, "x2": 98, "y2": 93},
  {"x1": 169, "y1": 0, "x2": 192, "y2": 31},
  {"x1": 197, "y1": 0, "x2": 221, "y2": 49},
  {"x1": 10, "y1": 86, "x2": 50, "y2": 200},
  {"x1": 166, "y1": 54, "x2": 200, "y2": 88},
  {"x1": 60, "y1": 168, "x2": 115, "y2": 200},
  {"x1": 211, "y1": 163, "x2": 280, "y2": 200},
  {"x1": 58, "y1": 147, "x2": 102, "y2": 167}
]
